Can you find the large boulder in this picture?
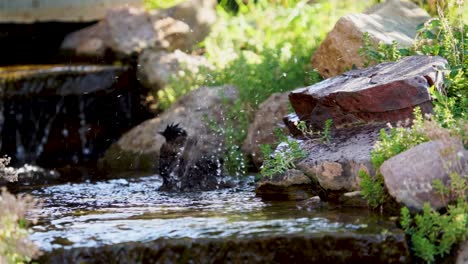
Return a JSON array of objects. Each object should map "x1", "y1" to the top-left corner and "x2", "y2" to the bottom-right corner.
[
  {"x1": 152, "y1": 0, "x2": 217, "y2": 51},
  {"x1": 99, "y1": 85, "x2": 238, "y2": 172},
  {"x1": 137, "y1": 49, "x2": 213, "y2": 91},
  {"x1": 380, "y1": 139, "x2": 467, "y2": 210},
  {"x1": 242, "y1": 93, "x2": 290, "y2": 169},
  {"x1": 61, "y1": 7, "x2": 189, "y2": 58},
  {"x1": 290, "y1": 56, "x2": 447, "y2": 130},
  {"x1": 0, "y1": 0, "x2": 142, "y2": 23},
  {"x1": 61, "y1": 0, "x2": 216, "y2": 59},
  {"x1": 311, "y1": 0, "x2": 430, "y2": 78}
]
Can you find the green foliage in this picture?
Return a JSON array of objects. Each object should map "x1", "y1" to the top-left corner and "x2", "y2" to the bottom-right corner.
[
  {"x1": 371, "y1": 109, "x2": 429, "y2": 169},
  {"x1": 144, "y1": 0, "x2": 184, "y2": 9},
  {"x1": 360, "y1": 108, "x2": 430, "y2": 209},
  {"x1": 358, "y1": 170, "x2": 386, "y2": 209},
  {"x1": 400, "y1": 173, "x2": 467, "y2": 263},
  {"x1": 295, "y1": 119, "x2": 333, "y2": 144},
  {"x1": 320, "y1": 119, "x2": 333, "y2": 144},
  {"x1": 260, "y1": 129, "x2": 307, "y2": 178}
]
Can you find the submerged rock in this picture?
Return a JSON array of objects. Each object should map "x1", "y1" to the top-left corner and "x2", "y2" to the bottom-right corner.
[
  {"x1": 100, "y1": 85, "x2": 238, "y2": 173},
  {"x1": 311, "y1": 0, "x2": 430, "y2": 78},
  {"x1": 39, "y1": 230, "x2": 409, "y2": 264},
  {"x1": 380, "y1": 139, "x2": 467, "y2": 210},
  {"x1": 256, "y1": 169, "x2": 318, "y2": 201},
  {"x1": 290, "y1": 56, "x2": 447, "y2": 130}
]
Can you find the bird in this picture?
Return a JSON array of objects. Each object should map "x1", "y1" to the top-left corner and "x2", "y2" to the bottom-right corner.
[{"x1": 158, "y1": 123, "x2": 229, "y2": 192}]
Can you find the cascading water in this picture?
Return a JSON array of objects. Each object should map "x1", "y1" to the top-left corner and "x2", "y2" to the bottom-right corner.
[{"x1": 0, "y1": 65, "x2": 152, "y2": 170}]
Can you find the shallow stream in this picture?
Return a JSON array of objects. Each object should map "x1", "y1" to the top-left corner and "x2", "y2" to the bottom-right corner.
[{"x1": 27, "y1": 174, "x2": 408, "y2": 263}]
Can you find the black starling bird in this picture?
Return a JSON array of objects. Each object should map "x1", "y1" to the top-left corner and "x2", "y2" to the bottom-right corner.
[{"x1": 158, "y1": 123, "x2": 229, "y2": 192}]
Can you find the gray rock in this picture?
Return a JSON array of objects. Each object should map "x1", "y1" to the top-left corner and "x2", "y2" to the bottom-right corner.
[
  {"x1": 380, "y1": 139, "x2": 467, "y2": 210},
  {"x1": 137, "y1": 49, "x2": 213, "y2": 91},
  {"x1": 290, "y1": 56, "x2": 447, "y2": 129},
  {"x1": 100, "y1": 85, "x2": 238, "y2": 172},
  {"x1": 457, "y1": 241, "x2": 468, "y2": 264},
  {"x1": 296, "y1": 124, "x2": 383, "y2": 196},
  {"x1": 61, "y1": 0, "x2": 216, "y2": 58},
  {"x1": 106, "y1": 7, "x2": 160, "y2": 56},
  {"x1": 242, "y1": 93, "x2": 290, "y2": 169},
  {"x1": 311, "y1": 0, "x2": 430, "y2": 78},
  {"x1": 152, "y1": 0, "x2": 217, "y2": 51},
  {"x1": 256, "y1": 169, "x2": 318, "y2": 201},
  {"x1": 0, "y1": 0, "x2": 143, "y2": 23},
  {"x1": 60, "y1": 21, "x2": 110, "y2": 57}
]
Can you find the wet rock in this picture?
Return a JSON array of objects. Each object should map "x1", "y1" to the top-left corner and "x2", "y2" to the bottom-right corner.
[
  {"x1": 256, "y1": 169, "x2": 318, "y2": 201},
  {"x1": 100, "y1": 85, "x2": 238, "y2": 172},
  {"x1": 39, "y1": 230, "x2": 409, "y2": 264},
  {"x1": 242, "y1": 93, "x2": 290, "y2": 169},
  {"x1": 338, "y1": 191, "x2": 368, "y2": 208},
  {"x1": 15, "y1": 165, "x2": 60, "y2": 186},
  {"x1": 0, "y1": 65, "x2": 151, "y2": 169},
  {"x1": 290, "y1": 56, "x2": 447, "y2": 130},
  {"x1": 311, "y1": 0, "x2": 430, "y2": 78},
  {"x1": 380, "y1": 139, "x2": 467, "y2": 210},
  {"x1": 296, "y1": 124, "x2": 383, "y2": 199},
  {"x1": 137, "y1": 49, "x2": 213, "y2": 91},
  {"x1": 0, "y1": 157, "x2": 17, "y2": 186}
]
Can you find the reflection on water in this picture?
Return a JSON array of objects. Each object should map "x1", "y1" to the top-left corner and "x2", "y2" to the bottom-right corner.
[{"x1": 29, "y1": 175, "x2": 381, "y2": 252}]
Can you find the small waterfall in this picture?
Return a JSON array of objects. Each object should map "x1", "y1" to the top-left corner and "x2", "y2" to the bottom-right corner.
[{"x1": 0, "y1": 64, "x2": 152, "y2": 168}]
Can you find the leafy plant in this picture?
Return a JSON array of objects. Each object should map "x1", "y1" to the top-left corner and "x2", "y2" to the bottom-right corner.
[
  {"x1": 144, "y1": 0, "x2": 184, "y2": 9},
  {"x1": 320, "y1": 119, "x2": 333, "y2": 144},
  {"x1": 400, "y1": 172, "x2": 467, "y2": 263},
  {"x1": 295, "y1": 119, "x2": 333, "y2": 144},
  {"x1": 359, "y1": 169, "x2": 386, "y2": 209},
  {"x1": 260, "y1": 129, "x2": 307, "y2": 178},
  {"x1": 359, "y1": 108, "x2": 430, "y2": 209}
]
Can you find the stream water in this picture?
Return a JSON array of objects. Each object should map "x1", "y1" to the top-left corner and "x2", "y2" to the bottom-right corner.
[{"x1": 27, "y1": 174, "x2": 408, "y2": 263}]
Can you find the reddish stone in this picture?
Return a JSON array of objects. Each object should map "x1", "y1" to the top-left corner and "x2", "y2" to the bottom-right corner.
[{"x1": 289, "y1": 56, "x2": 447, "y2": 129}]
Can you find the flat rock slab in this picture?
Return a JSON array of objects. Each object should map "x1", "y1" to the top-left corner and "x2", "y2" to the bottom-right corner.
[
  {"x1": 290, "y1": 56, "x2": 447, "y2": 129},
  {"x1": 296, "y1": 124, "x2": 385, "y2": 195},
  {"x1": 39, "y1": 230, "x2": 409, "y2": 264},
  {"x1": 0, "y1": 65, "x2": 129, "y2": 97},
  {"x1": 256, "y1": 169, "x2": 318, "y2": 201}
]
